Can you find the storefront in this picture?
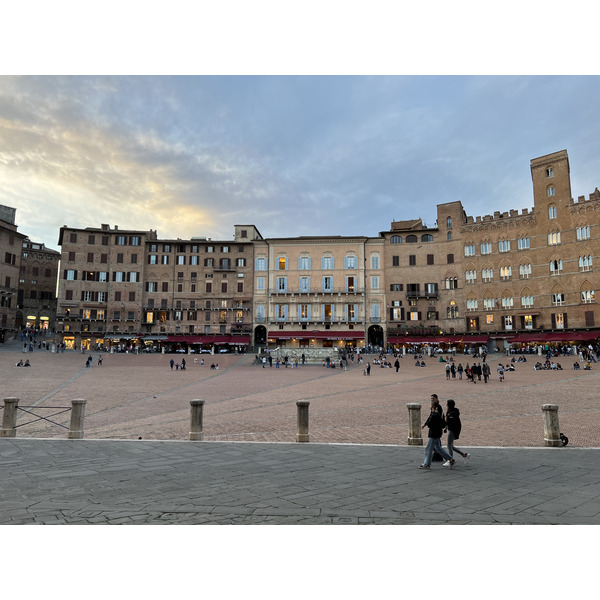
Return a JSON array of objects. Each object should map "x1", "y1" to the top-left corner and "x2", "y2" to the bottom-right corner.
[
  {"x1": 266, "y1": 330, "x2": 365, "y2": 351},
  {"x1": 160, "y1": 334, "x2": 251, "y2": 354},
  {"x1": 386, "y1": 334, "x2": 490, "y2": 354}
]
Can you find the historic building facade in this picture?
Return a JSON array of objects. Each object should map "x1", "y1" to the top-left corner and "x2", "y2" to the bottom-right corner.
[
  {"x1": 17, "y1": 239, "x2": 60, "y2": 332},
  {"x1": 53, "y1": 150, "x2": 600, "y2": 353}
]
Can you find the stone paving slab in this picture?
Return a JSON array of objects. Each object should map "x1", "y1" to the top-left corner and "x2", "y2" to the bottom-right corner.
[{"x1": 1, "y1": 438, "x2": 599, "y2": 525}]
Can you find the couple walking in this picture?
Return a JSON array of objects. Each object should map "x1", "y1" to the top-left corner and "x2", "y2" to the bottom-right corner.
[{"x1": 419, "y1": 394, "x2": 470, "y2": 469}]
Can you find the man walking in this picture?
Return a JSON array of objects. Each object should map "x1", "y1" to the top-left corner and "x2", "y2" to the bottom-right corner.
[
  {"x1": 419, "y1": 394, "x2": 455, "y2": 469},
  {"x1": 394, "y1": 358, "x2": 400, "y2": 373},
  {"x1": 444, "y1": 399, "x2": 470, "y2": 460}
]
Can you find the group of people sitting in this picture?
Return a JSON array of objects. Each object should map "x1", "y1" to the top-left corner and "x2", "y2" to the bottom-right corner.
[
  {"x1": 373, "y1": 358, "x2": 393, "y2": 367},
  {"x1": 573, "y1": 361, "x2": 592, "y2": 370},
  {"x1": 511, "y1": 356, "x2": 527, "y2": 363},
  {"x1": 15, "y1": 359, "x2": 31, "y2": 367},
  {"x1": 210, "y1": 363, "x2": 220, "y2": 370},
  {"x1": 534, "y1": 360, "x2": 563, "y2": 370}
]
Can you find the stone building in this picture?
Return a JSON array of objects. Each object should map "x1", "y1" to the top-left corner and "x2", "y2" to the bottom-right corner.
[
  {"x1": 17, "y1": 239, "x2": 60, "y2": 332},
  {"x1": 0, "y1": 206, "x2": 27, "y2": 342},
  {"x1": 53, "y1": 149, "x2": 600, "y2": 353},
  {"x1": 55, "y1": 223, "x2": 259, "y2": 351}
]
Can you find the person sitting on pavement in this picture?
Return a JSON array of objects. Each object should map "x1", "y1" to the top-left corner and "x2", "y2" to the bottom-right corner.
[
  {"x1": 24, "y1": 359, "x2": 31, "y2": 367},
  {"x1": 16, "y1": 359, "x2": 24, "y2": 366}
]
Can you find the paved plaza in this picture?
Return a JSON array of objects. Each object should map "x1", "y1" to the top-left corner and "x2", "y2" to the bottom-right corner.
[{"x1": 1, "y1": 339, "x2": 599, "y2": 525}]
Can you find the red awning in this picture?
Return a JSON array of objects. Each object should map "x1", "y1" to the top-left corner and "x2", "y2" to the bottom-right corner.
[
  {"x1": 387, "y1": 335, "x2": 489, "y2": 345},
  {"x1": 227, "y1": 335, "x2": 251, "y2": 345},
  {"x1": 510, "y1": 331, "x2": 600, "y2": 343},
  {"x1": 267, "y1": 330, "x2": 364, "y2": 340}
]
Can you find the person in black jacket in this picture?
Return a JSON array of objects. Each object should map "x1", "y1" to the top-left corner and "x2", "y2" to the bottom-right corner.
[
  {"x1": 444, "y1": 399, "x2": 470, "y2": 460},
  {"x1": 419, "y1": 394, "x2": 455, "y2": 469}
]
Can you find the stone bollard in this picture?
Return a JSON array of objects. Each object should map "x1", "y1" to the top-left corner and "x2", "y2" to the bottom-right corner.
[
  {"x1": 68, "y1": 399, "x2": 86, "y2": 439},
  {"x1": 542, "y1": 404, "x2": 561, "y2": 447},
  {"x1": 296, "y1": 401, "x2": 310, "y2": 442},
  {"x1": 189, "y1": 399, "x2": 205, "y2": 441},
  {"x1": 407, "y1": 403, "x2": 423, "y2": 446},
  {"x1": 1, "y1": 397, "x2": 20, "y2": 438}
]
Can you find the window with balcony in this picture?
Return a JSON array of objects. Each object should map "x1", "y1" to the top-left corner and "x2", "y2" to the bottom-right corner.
[
  {"x1": 322, "y1": 276, "x2": 333, "y2": 292},
  {"x1": 276, "y1": 277, "x2": 287, "y2": 292}
]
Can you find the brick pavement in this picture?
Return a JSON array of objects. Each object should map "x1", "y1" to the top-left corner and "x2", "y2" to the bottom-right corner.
[{"x1": 1, "y1": 341, "x2": 599, "y2": 447}]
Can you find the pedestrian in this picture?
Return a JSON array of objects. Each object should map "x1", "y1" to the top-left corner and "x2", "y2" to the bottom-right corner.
[
  {"x1": 366, "y1": 362, "x2": 371, "y2": 376},
  {"x1": 268, "y1": 355, "x2": 273, "y2": 367},
  {"x1": 181, "y1": 358, "x2": 186, "y2": 370},
  {"x1": 451, "y1": 363, "x2": 456, "y2": 379},
  {"x1": 394, "y1": 358, "x2": 400, "y2": 373},
  {"x1": 457, "y1": 363, "x2": 463, "y2": 380},
  {"x1": 276, "y1": 357, "x2": 280, "y2": 368},
  {"x1": 497, "y1": 363, "x2": 504, "y2": 382},
  {"x1": 482, "y1": 362, "x2": 489, "y2": 383},
  {"x1": 419, "y1": 394, "x2": 455, "y2": 469},
  {"x1": 445, "y1": 362, "x2": 451, "y2": 379},
  {"x1": 98, "y1": 355, "x2": 103, "y2": 366},
  {"x1": 301, "y1": 353, "x2": 306, "y2": 365},
  {"x1": 262, "y1": 356, "x2": 266, "y2": 368},
  {"x1": 444, "y1": 399, "x2": 470, "y2": 460}
]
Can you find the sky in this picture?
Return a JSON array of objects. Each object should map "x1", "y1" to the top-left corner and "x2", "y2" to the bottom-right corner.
[{"x1": 2, "y1": 74, "x2": 599, "y2": 251}]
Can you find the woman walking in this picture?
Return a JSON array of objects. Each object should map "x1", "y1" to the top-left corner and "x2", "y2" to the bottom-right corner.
[{"x1": 445, "y1": 399, "x2": 470, "y2": 460}]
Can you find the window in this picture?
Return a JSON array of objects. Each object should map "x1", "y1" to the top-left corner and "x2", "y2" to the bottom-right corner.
[
  {"x1": 344, "y1": 256, "x2": 357, "y2": 269},
  {"x1": 552, "y1": 293, "x2": 565, "y2": 306},
  {"x1": 219, "y1": 258, "x2": 231, "y2": 269},
  {"x1": 131, "y1": 253, "x2": 138, "y2": 264},
  {"x1": 547, "y1": 187, "x2": 556, "y2": 197},
  {"x1": 66, "y1": 269, "x2": 76, "y2": 280},
  {"x1": 467, "y1": 299, "x2": 478, "y2": 311},
  {"x1": 447, "y1": 232, "x2": 453, "y2": 241},
  {"x1": 371, "y1": 255, "x2": 379, "y2": 269},
  {"x1": 390, "y1": 284, "x2": 403, "y2": 292},
  {"x1": 299, "y1": 276, "x2": 310, "y2": 293},
  {"x1": 409, "y1": 255, "x2": 416, "y2": 266},
  {"x1": 548, "y1": 232, "x2": 561, "y2": 245},
  {"x1": 421, "y1": 234, "x2": 433, "y2": 243},
  {"x1": 486, "y1": 314, "x2": 494, "y2": 325},
  {"x1": 177, "y1": 255, "x2": 185, "y2": 265},
  {"x1": 256, "y1": 277, "x2": 265, "y2": 290},
  {"x1": 500, "y1": 266, "x2": 512, "y2": 280},
  {"x1": 161, "y1": 281, "x2": 168, "y2": 292},
  {"x1": 517, "y1": 237, "x2": 530, "y2": 250},
  {"x1": 221, "y1": 246, "x2": 230, "y2": 253},
  {"x1": 406, "y1": 235, "x2": 417, "y2": 244},
  {"x1": 550, "y1": 259, "x2": 563, "y2": 275},
  {"x1": 370, "y1": 276, "x2": 379, "y2": 290},
  {"x1": 254, "y1": 258, "x2": 267, "y2": 271},
  {"x1": 148, "y1": 255, "x2": 158, "y2": 264},
  {"x1": 371, "y1": 304, "x2": 381, "y2": 320},
  {"x1": 204, "y1": 258, "x2": 214, "y2": 267},
  {"x1": 504, "y1": 315, "x2": 513, "y2": 330},
  {"x1": 237, "y1": 282, "x2": 244, "y2": 293},
  {"x1": 114, "y1": 291, "x2": 121, "y2": 302},
  {"x1": 521, "y1": 296, "x2": 534, "y2": 308},
  {"x1": 275, "y1": 304, "x2": 288, "y2": 321},
  {"x1": 446, "y1": 217, "x2": 452, "y2": 228},
  {"x1": 206, "y1": 245, "x2": 214, "y2": 253},
  {"x1": 576, "y1": 226, "x2": 590, "y2": 240},
  {"x1": 546, "y1": 167, "x2": 554, "y2": 178},
  {"x1": 322, "y1": 277, "x2": 333, "y2": 292},
  {"x1": 190, "y1": 255, "x2": 199, "y2": 265},
  {"x1": 481, "y1": 242, "x2": 492, "y2": 255},
  {"x1": 581, "y1": 290, "x2": 595, "y2": 304},
  {"x1": 298, "y1": 256, "x2": 311, "y2": 270},
  {"x1": 465, "y1": 270, "x2": 477, "y2": 284},
  {"x1": 554, "y1": 313, "x2": 566, "y2": 329},
  {"x1": 498, "y1": 240, "x2": 511, "y2": 253},
  {"x1": 390, "y1": 235, "x2": 402, "y2": 244},
  {"x1": 579, "y1": 255, "x2": 593, "y2": 271},
  {"x1": 483, "y1": 298, "x2": 495, "y2": 310},
  {"x1": 68, "y1": 251, "x2": 75, "y2": 262},
  {"x1": 501, "y1": 297, "x2": 514, "y2": 308},
  {"x1": 519, "y1": 264, "x2": 532, "y2": 278},
  {"x1": 276, "y1": 277, "x2": 287, "y2": 292},
  {"x1": 464, "y1": 244, "x2": 475, "y2": 257},
  {"x1": 447, "y1": 254, "x2": 454, "y2": 264},
  {"x1": 146, "y1": 282, "x2": 158, "y2": 292},
  {"x1": 548, "y1": 205, "x2": 557, "y2": 218},
  {"x1": 69, "y1": 233, "x2": 77, "y2": 243},
  {"x1": 161, "y1": 255, "x2": 169, "y2": 264},
  {"x1": 445, "y1": 277, "x2": 458, "y2": 289},
  {"x1": 129, "y1": 291, "x2": 136, "y2": 302},
  {"x1": 482, "y1": 268, "x2": 493, "y2": 282},
  {"x1": 426, "y1": 254, "x2": 434, "y2": 265},
  {"x1": 278, "y1": 257, "x2": 288, "y2": 270},
  {"x1": 221, "y1": 282, "x2": 228, "y2": 293},
  {"x1": 392, "y1": 255, "x2": 400, "y2": 267},
  {"x1": 447, "y1": 302, "x2": 458, "y2": 319},
  {"x1": 345, "y1": 276, "x2": 356, "y2": 292}
]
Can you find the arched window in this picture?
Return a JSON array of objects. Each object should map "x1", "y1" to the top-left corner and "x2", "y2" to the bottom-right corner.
[
  {"x1": 390, "y1": 235, "x2": 402, "y2": 244},
  {"x1": 406, "y1": 235, "x2": 418, "y2": 243},
  {"x1": 446, "y1": 216, "x2": 452, "y2": 228},
  {"x1": 447, "y1": 231, "x2": 452, "y2": 241},
  {"x1": 421, "y1": 234, "x2": 433, "y2": 243}
]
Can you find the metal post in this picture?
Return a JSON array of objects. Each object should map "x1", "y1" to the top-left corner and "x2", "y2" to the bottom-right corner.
[
  {"x1": 296, "y1": 401, "x2": 310, "y2": 442},
  {"x1": 68, "y1": 399, "x2": 86, "y2": 439},
  {"x1": 407, "y1": 403, "x2": 423, "y2": 446},
  {"x1": 1, "y1": 397, "x2": 20, "y2": 438},
  {"x1": 542, "y1": 404, "x2": 561, "y2": 447},
  {"x1": 189, "y1": 400, "x2": 205, "y2": 441}
]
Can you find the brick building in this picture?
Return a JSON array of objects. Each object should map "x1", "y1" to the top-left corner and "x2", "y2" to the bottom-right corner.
[
  {"x1": 0, "y1": 206, "x2": 27, "y2": 342},
  {"x1": 53, "y1": 150, "x2": 600, "y2": 354},
  {"x1": 17, "y1": 239, "x2": 60, "y2": 332}
]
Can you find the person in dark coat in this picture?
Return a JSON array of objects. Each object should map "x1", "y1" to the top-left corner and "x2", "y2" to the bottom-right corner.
[
  {"x1": 445, "y1": 399, "x2": 469, "y2": 459},
  {"x1": 394, "y1": 358, "x2": 400, "y2": 373},
  {"x1": 419, "y1": 394, "x2": 455, "y2": 469}
]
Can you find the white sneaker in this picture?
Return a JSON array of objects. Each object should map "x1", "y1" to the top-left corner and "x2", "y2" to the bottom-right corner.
[
  {"x1": 464, "y1": 453, "x2": 470, "y2": 459},
  {"x1": 443, "y1": 459, "x2": 456, "y2": 468}
]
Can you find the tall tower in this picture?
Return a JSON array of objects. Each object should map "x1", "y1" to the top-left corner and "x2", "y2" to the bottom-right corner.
[{"x1": 530, "y1": 150, "x2": 572, "y2": 223}]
